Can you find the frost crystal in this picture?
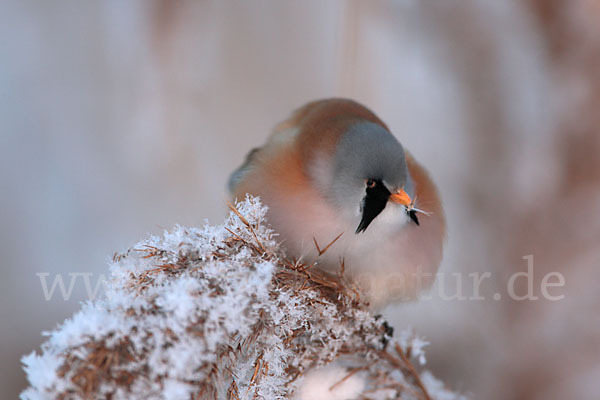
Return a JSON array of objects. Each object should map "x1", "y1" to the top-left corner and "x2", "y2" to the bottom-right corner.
[{"x1": 21, "y1": 196, "x2": 465, "y2": 400}]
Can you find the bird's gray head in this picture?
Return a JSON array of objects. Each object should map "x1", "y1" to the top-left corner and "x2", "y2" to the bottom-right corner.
[{"x1": 325, "y1": 121, "x2": 418, "y2": 233}]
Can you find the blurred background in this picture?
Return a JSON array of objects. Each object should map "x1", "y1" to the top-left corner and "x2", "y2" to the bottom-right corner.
[{"x1": 2, "y1": 1, "x2": 599, "y2": 399}]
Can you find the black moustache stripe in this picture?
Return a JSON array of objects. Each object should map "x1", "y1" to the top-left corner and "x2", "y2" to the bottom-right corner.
[{"x1": 355, "y1": 180, "x2": 390, "y2": 234}]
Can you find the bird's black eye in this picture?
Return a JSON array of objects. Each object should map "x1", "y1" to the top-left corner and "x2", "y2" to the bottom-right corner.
[{"x1": 366, "y1": 179, "x2": 376, "y2": 188}]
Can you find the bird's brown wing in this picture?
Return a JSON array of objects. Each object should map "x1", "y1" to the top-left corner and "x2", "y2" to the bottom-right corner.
[
  {"x1": 228, "y1": 109, "x2": 305, "y2": 194},
  {"x1": 228, "y1": 147, "x2": 262, "y2": 194}
]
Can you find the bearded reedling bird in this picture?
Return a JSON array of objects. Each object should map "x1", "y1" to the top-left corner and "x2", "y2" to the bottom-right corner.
[{"x1": 229, "y1": 99, "x2": 446, "y2": 308}]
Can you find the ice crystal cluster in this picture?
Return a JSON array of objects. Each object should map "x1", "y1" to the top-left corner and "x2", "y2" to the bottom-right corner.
[{"x1": 21, "y1": 196, "x2": 464, "y2": 400}]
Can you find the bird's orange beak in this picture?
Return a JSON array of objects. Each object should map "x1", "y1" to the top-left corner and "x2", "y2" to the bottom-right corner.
[{"x1": 389, "y1": 189, "x2": 412, "y2": 206}]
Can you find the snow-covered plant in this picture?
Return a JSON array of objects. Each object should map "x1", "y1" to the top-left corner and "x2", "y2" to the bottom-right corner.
[{"x1": 21, "y1": 196, "x2": 464, "y2": 400}]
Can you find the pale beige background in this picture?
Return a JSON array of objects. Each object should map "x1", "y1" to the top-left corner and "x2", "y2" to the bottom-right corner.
[{"x1": 2, "y1": 1, "x2": 599, "y2": 399}]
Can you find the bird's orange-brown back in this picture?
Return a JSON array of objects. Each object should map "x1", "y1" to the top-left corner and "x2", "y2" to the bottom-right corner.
[{"x1": 274, "y1": 99, "x2": 389, "y2": 165}]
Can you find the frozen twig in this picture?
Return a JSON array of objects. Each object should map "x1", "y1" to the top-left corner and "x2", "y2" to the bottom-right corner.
[{"x1": 21, "y1": 196, "x2": 465, "y2": 400}]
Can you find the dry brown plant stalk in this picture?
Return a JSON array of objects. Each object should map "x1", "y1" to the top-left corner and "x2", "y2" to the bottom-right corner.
[{"x1": 21, "y1": 196, "x2": 462, "y2": 400}]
